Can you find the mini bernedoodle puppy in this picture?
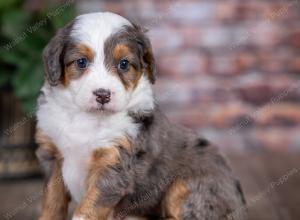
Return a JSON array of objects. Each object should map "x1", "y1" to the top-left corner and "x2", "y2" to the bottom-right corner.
[{"x1": 36, "y1": 12, "x2": 247, "y2": 220}]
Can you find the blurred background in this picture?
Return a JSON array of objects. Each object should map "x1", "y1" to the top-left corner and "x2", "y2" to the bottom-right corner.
[{"x1": 0, "y1": 0, "x2": 299, "y2": 219}]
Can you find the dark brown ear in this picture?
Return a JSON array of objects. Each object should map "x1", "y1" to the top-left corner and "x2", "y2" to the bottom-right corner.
[
  {"x1": 133, "y1": 24, "x2": 157, "y2": 84},
  {"x1": 43, "y1": 22, "x2": 73, "y2": 86},
  {"x1": 141, "y1": 38, "x2": 156, "y2": 84}
]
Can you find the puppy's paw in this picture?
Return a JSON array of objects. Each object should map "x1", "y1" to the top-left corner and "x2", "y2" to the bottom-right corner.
[
  {"x1": 72, "y1": 216, "x2": 86, "y2": 220},
  {"x1": 124, "y1": 217, "x2": 148, "y2": 220}
]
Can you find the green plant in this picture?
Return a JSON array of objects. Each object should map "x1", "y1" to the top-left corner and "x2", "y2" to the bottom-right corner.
[{"x1": 0, "y1": 0, "x2": 76, "y2": 113}]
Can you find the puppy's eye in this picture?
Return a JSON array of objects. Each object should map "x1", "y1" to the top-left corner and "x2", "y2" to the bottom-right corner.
[
  {"x1": 76, "y1": 58, "x2": 88, "y2": 69},
  {"x1": 118, "y1": 59, "x2": 129, "y2": 71}
]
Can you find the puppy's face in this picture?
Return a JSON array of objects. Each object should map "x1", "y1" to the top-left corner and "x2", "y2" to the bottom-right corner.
[{"x1": 43, "y1": 12, "x2": 155, "y2": 114}]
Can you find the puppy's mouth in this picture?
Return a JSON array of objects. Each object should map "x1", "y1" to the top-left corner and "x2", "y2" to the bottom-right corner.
[
  {"x1": 97, "y1": 104, "x2": 106, "y2": 111},
  {"x1": 89, "y1": 104, "x2": 116, "y2": 114}
]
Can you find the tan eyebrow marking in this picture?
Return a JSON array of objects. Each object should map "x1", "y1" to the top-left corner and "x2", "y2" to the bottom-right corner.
[
  {"x1": 77, "y1": 43, "x2": 95, "y2": 61},
  {"x1": 113, "y1": 44, "x2": 133, "y2": 60},
  {"x1": 62, "y1": 43, "x2": 95, "y2": 86}
]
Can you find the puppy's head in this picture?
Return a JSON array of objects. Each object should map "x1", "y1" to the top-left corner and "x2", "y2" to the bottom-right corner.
[{"x1": 43, "y1": 12, "x2": 156, "y2": 114}]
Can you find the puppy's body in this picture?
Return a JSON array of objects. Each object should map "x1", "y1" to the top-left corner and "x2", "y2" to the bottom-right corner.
[{"x1": 36, "y1": 12, "x2": 246, "y2": 220}]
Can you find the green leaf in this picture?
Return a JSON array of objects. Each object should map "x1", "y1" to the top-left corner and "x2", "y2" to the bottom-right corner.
[
  {"x1": 1, "y1": 9, "x2": 31, "y2": 39},
  {"x1": 49, "y1": 6, "x2": 76, "y2": 29},
  {"x1": 0, "y1": 0, "x2": 21, "y2": 11},
  {"x1": 20, "y1": 96, "x2": 38, "y2": 114},
  {"x1": 0, "y1": 47, "x2": 24, "y2": 65},
  {"x1": 19, "y1": 63, "x2": 44, "y2": 113},
  {"x1": 12, "y1": 60, "x2": 43, "y2": 100},
  {"x1": 18, "y1": 29, "x2": 48, "y2": 55}
]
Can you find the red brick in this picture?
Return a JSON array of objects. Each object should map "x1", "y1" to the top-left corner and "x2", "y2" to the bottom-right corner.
[
  {"x1": 210, "y1": 55, "x2": 238, "y2": 75},
  {"x1": 264, "y1": 1, "x2": 300, "y2": 23},
  {"x1": 257, "y1": 49, "x2": 291, "y2": 73},
  {"x1": 234, "y1": 2, "x2": 267, "y2": 21},
  {"x1": 161, "y1": 102, "x2": 252, "y2": 129},
  {"x1": 235, "y1": 52, "x2": 258, "y2": 73},
  {"x1": 201, "y1": 26, "x2": 233, "y2": 48},
  {"x1": 207, "y1": 103, "x2": 252, "y2": 128},
  {"x1": 100, "y1": 2, "x2": 124, "y2": 15},
  {"x1": 246, "y1": 128, "x2": 297, "y2": 151},
  {"x1": 167, "y1": 1, "x2": 216, "y2": 25},
  {"x1": 289, "y1": 57, "x2": 300, "y2": 73},
  {"x1": 149, "y1": 26, "x2": 184, "y2": 53},
  {"x1": 288, "y1": 31, "x2": 300, "y2": 48},
  {"x1": 249, "y1": 23, "x2": 282, "y2": 48},
  {"x1": 215, "y1": 2, "x2": 236, "y2": 23},
  {"x1": 256, "y1": 103, "x2": 300, "y2": 126},
  {"x1": 179, "y1": 26, "x2": 203, "y2": 48},
  {"x1": 235, "y1": 75, "x2": 296, "y2": 105},
  {"x1": 157, "y1": 51, "x2": 208, "y2": 77}
]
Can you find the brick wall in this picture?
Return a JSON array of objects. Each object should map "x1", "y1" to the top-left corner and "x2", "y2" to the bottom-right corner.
[{"x1": 78, "y1": 0, "x2": 300, "y2": 151}]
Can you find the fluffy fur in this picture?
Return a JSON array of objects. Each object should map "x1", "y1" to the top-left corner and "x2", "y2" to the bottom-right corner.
[
  {"x1": 37, "y1": 13, "x2": 154, "y2": 202},
  {"x1": 36, "y1": 12, "x2": 247, "y2": 220}
]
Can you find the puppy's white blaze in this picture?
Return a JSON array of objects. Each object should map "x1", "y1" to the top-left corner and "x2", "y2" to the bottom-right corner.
[
  {"x1": 37, "y1": 12, "x2": 154, "y2": 203},
  {"x1": 71, "y1": 12, "x2": 131, "y2": 47}
]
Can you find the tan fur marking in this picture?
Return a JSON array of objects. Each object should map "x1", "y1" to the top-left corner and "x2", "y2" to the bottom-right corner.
[
  {"x1": 39, "y1": 160, "x2": 70, "y2": 220},
  {"x1": 112, "y1": 43, "x2": 143, "y2": 90},
  {"x1": 35, "y1": 129, "x2": 70, "y2": 220},
  {"x1": 63, "y1": 43, "x2": 95, "y2": 86},
  {"x1": 163, "y1": 179, "x2": 190, "y2": 220},
  {"x1": 74, "y1": 147, "x2": 120, "y2": 220},
  {"x1": 35, "y1": 129, "x2": 62, "y2": 160},
  {"x1": 63, "y1": 64, "x2": 83, "y2": 86},
  {"x1": 130, "y1": 68, "x2": 142, "y2": 89},
  {"x1": 114, "y1": 136, "x2": 132, "y2": 151},
  {"x1": 77, "y1": 43, "x2": 95, "y2": 61},
  {"x1": 113, "y1": 44, "x2": 132, "y2": 60}
]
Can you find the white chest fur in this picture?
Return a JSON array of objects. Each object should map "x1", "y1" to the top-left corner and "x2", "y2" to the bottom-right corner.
[{"x1": 37, "y1": 96, "x2": 139, "y2": 202}]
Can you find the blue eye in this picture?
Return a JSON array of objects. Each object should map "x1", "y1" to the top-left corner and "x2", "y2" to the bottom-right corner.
[
  {"x1": 118, "y1": 59, "x2": 129, "y2": 71},
  {"x1": 76, "y1": 58, "x2": 88, "y2": 69}
]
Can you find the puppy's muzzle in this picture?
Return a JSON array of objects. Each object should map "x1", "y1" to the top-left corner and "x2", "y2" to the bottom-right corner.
[{"x1": 93, "y1": 89, "x2": 111, "y2": 105}]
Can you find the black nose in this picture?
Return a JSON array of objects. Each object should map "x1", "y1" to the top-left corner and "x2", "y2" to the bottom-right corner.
[{"x1": 93, "y1": 89, "x2": 111, "y2": 105}]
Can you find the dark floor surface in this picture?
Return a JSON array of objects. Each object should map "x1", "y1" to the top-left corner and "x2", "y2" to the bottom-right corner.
[{"x1": 1, "y1": 151, "x2": 300, "y2": 220}]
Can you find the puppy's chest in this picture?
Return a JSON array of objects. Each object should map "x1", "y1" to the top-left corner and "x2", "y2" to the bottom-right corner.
[
  {"x1": 60, "y1": 128, "x2": 120, "y2": 203},
  {"x1": 38, "y1": 106, "x2": 139, "y2": 202}
]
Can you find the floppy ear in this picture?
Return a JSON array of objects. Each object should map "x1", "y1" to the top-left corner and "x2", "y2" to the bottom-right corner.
[
  {"x1": 133, "y1": 24, "x2": 157, "y2": 84},
  {"x1": 42, "y1": 22, "x2": 73, "y2": 86},
  {"x1": 141, "y1": 37, "x2": 156, "y2": 84}
]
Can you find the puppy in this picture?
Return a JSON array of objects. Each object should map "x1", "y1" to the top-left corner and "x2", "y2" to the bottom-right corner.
[{"x1": 36, "y1": 12, "x2": 246, "y2": 220}]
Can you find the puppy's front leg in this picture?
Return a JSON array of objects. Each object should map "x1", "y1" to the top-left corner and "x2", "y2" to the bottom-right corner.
[
  {"x1": 36, "y1": 147, "x2": 70, "y2": 220},
  {"x1": 36, "y1": 130, "x2": 70, "y2": 220},
  {"x1": 73, "y1": 147, "x2": 128, "y2": 220}
]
